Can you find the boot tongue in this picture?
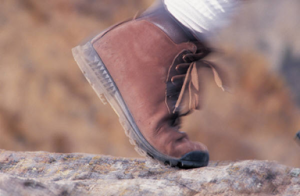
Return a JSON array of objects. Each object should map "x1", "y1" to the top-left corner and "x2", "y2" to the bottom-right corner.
[{"x1": 173, "y1": 60, "x2": 231, "y2": 115}]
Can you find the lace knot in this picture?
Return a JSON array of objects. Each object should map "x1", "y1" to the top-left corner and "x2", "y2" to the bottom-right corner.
[{"x1": 166, "y1": 43, "x2": 230, "y2": 116}]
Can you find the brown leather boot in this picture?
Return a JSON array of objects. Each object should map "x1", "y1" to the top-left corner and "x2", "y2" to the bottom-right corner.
[{"x1": 72, "y1": 1, "x2": 228, "y2": 168}]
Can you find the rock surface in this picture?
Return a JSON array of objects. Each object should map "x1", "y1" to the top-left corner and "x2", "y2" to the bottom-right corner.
[{"x1": 0, "y1": 150, "x2": 299, "y2": 196}]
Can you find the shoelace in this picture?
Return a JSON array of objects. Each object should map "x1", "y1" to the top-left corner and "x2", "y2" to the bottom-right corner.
[{"x1": 170, "y1": 46, "x2": 229, "y2": 116}]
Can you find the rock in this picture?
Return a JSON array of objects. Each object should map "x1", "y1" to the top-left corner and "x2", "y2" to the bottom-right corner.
[{"x1": 0, "y1": 150, "x2": 299, "y2": 196}]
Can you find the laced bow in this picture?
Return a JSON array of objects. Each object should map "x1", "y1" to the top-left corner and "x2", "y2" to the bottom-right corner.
[{"x1": 166, "y1": 45, "x2": 230, "y2": 116}]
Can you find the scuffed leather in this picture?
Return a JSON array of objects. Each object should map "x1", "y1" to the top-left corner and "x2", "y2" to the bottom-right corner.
[{"x1": 92, "y1": 1, "x2": 215, "y2": 158}]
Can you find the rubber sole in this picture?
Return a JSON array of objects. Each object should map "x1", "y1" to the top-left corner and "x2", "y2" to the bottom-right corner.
[{"x1": 72, "y1": 41, "x2": 209, "y2": 169}]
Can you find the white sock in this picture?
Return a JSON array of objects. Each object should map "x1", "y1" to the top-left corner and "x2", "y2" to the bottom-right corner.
[{"x1": 164, "y1": 0, "x2": 239, "y2": 38}]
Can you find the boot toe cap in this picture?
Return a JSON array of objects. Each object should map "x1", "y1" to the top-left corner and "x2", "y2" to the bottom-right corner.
[{"x1": 178, "y1": 151, "x2": 209, "y2": 169}]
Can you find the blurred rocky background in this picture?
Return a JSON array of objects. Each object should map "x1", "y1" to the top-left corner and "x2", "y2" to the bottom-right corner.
[{"x1": 0, "y1": 0, "x2": 299, "y2": 167}]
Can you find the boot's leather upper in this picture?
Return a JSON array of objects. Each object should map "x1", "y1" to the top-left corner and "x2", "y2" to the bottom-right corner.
[{"x1": 91, "y1": 4, "x2": 226, "y2": 158}]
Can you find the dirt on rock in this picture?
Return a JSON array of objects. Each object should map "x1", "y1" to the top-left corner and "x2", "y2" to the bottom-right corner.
[{"x1": 0, "y1": 150, "x2": 299, "y2": 196}]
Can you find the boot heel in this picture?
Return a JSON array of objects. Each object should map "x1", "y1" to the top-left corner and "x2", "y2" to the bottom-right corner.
[
  {"x1": 72, "y1": 42, "x2": 115, "y2": 106},
  {"x1": 99, "y1": 94, "x2": 108, "y2": 105}
]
